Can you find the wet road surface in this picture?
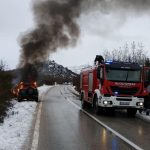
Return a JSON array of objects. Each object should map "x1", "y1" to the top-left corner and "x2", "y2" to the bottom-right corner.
[{"x1": 37, "y1": 85, "x2": 150, "y2": 150}]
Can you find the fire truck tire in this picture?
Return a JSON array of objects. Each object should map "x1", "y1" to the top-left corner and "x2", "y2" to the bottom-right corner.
[
  {"x1": 93, "y1": 96, "x2": 100, "y2": 115},
  {"x1": 80, "y1": 92, "x2": 84, "y2": 101},
  {"x1": 81, "y1": 99, "x2": 86, "y2": 109},
  {"x1": 127, "y1": 108, "x2": 137, "y2": 117}
]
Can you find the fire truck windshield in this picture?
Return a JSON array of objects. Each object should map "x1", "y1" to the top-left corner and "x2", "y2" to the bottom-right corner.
[{"x1": 106, "y1": 68, "x2": 141, "y2": 82}]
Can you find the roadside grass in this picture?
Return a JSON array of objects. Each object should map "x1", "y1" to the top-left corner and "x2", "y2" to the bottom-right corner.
[
  {"x1": 0, "y1": 92, "x2": 13, "y2": 123},
  {"x1": 0, "y1": 71, "x2": 13, "y2": 123}
]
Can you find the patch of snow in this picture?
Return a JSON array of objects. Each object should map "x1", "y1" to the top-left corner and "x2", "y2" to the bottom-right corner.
[
  {"x1": 0, "y1": 101, "x2": 37, "y2": 150},
  {"x1": 68, "y1": 85, "x2": 80, "y2": 96},
  {"x1": 38, "y1": 85, "x2": 53, "y2": 101},
  {"x1": 0, "y1": 85, "x2": 53, "y2": 150},
  {"x1": 136, "y1": 110, "x2": 150, "y2": 123},
  {"x1": 38, "y1": 85, "x2": 51, "y2": 95},
  {"x1": 48, "y1": 64, "x2": 54, "y2": 68}
]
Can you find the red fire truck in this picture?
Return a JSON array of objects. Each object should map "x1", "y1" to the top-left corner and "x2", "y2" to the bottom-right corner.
[{"x1": 80, "y1": 55, "x2": 145, "y2": 116}]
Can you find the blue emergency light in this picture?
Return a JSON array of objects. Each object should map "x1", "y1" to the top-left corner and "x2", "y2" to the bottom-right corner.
[
  {"x1": 105, "y1": 60, "x2": 113, "y2": 65},
  {"x1": 114, "y1": 91, "x2": 119, "y2": 95}
]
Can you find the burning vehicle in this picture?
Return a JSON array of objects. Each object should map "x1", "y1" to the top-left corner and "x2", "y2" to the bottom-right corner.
[
  {"x1": 12, "y1": 64, "x2": 39, "y2": 102},
  {"x1": 12, "y1": 81, "x2": 38, "y2": 102}
]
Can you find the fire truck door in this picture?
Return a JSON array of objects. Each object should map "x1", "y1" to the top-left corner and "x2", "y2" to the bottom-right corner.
[{"x1": 88, "y1": 72, "x2": 93, "y2": 100}]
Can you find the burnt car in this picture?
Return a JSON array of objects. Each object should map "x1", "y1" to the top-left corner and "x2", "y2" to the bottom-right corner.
[{"x1": 12, "y1": 81, "x2": 38, "y2": 102}]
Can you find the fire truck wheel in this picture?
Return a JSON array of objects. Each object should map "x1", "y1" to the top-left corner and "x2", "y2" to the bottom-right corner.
[
  {"x1": 81, "y1": 98, "x2": 86, "y2": 109},
  {"x1": 93, "y1": 96, "x2": 100, "y2": 115},
  {"x1": 127, "y1": 108, "x2": 137, "y2": 117}
]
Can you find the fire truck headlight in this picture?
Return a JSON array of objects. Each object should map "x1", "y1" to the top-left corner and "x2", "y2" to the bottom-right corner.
[
  {"x1": 103, "y1": 101, "x2": 108, "y2": 105},
  {"x1": 103, "y1": 100, "x2": 112, "y2": 105},
  {"x1": 137, "y1": 102, "x2": 143, "y2": 106}
]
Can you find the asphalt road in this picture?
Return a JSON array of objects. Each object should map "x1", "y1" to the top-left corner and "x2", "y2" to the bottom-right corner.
[{"x1": 37, "y1": 85, "x2": 150, "y2": 150}]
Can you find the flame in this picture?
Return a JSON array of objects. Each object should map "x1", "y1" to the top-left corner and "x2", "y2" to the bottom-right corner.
[{"x1": 33, "y1": 82, "x2": 37, "y2": 87}]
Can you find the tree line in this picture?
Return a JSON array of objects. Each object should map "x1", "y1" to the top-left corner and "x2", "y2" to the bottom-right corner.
[
  {"x1": 103, "y1": 42, "x2": 150, "y2": 66},
  {"x1": 0, "y1": 61, "x2": 13, "y2": 123}
]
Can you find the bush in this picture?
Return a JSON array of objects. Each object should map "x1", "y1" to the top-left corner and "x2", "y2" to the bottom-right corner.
[{"x1": 0, "y1": 65, "x2": 13, "y2": 123}]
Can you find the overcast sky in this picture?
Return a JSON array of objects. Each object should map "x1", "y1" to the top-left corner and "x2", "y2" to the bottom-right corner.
[{"x1": 1, "y1": 0, "x2": 150, "y2": 69}]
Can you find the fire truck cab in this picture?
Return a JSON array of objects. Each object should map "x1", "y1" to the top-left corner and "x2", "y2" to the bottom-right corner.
[{"x1": 80, "y1": 55, "x2": 144, "y2": 116}]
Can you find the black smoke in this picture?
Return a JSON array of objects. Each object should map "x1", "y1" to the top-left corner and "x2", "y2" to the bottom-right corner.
[
  {"x1": 20, "y1": 63, "x2": 38, "y2": 82},
  {"x1": 19, "y1": 0, "x2": 150, "y2": 67},
  {"x1": 19, "y1": 0, "x2": 82, "y2": 67}
]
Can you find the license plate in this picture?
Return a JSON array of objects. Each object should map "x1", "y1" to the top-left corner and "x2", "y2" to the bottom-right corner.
[{"x1": 120, "y1": 102, "x2": 130, "y2": 105}]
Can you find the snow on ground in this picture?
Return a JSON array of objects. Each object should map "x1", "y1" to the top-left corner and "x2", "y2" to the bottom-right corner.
[
  {"x1": 38, "y1": 84, "x2": 53, "y2": 101},
  {"x1": 68, "y1": 85, "x2": 80, "y2": 96},
  {"x1": 38, "y1": 84, "x2": 52, "y2": 95},
  {"x1": 0, "y1": 101, "x2": 37, "y2": 150},
  {"x1": 136, "y1": 110, "x2": 150, "y2": 122},
  {"x1": 0, "y1": 85, "x2": 52, "y2": 150}
]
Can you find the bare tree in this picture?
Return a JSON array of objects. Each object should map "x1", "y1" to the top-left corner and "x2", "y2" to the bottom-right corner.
[
  {"x1": 0, "y1": 60, "x2": 13, "y2": 122},
  {"x1": 0, "y1": 60, "x2": 6, "y2": 71},
  {"x1": 131, "y1": 41, "x2": 137, "y2": 62},
  {"x1": 102, "y1": 42, "x2": 149, "y2": 65}
]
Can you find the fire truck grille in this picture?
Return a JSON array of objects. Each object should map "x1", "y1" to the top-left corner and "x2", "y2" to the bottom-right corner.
[
  {"x1": 116, "y1": 98, "x2": 132, "y2": 101},
  {"x1": 110, "y1": 86, "x2": 139, "y2": 95}
]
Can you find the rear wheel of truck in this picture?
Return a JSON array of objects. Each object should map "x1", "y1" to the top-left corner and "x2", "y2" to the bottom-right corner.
[
  {"x1": 93, "y1": 96, "x2": 100, "y2": 115},
  {"x1": 127, "y1": 108, "x2": 137, "y2": 117}
]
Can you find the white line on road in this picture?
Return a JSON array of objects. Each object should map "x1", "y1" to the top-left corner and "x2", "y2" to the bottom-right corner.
[
  {"x1": 66, "y1": 98, "x2": 143, "y2": 150},
  {"x1": 31, "y1": 102, "x2": 42, "y2": 150}
]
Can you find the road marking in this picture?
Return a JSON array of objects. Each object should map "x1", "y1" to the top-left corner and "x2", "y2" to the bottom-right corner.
[
  {"x1": 31, "y1": 102, "x2": 42, "y2": 150},
  {"x1": 66, "y1": 98, "x2": 143, "y2": 150}
]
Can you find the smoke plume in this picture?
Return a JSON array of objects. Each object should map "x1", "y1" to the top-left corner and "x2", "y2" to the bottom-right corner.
[
  {"x1": 21, "y1": 63, "x2": 38, "y2": 82},
  {"x1": 19, "y1": 0, "x2": 82, "y2": 67},
  {"x1": 19, "y1": 0, "x2": 150, "y2": 67}
]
